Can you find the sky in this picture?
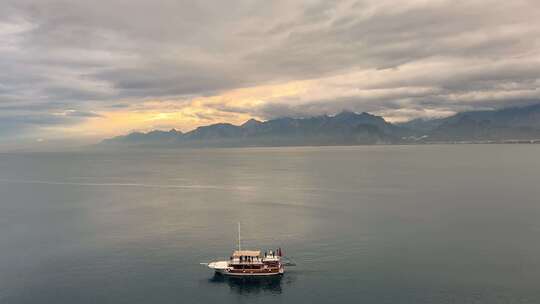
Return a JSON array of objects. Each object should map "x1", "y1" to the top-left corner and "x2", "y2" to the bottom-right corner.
[{"x1": 1, "y1": 0, "x2": 539, "y2": 148}]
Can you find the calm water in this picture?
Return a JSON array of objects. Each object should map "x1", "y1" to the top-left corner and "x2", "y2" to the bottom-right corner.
[{"x1": 1, "y1": 145, "x2": 540, "y2": 304}]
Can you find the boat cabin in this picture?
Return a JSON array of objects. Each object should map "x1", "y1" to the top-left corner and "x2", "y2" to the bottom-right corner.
[
  {"x1": 205, "y1": 224, "x2": 285, "y2": 276},
  {"x1": 230, "y1": 250, "x2": 262, "y2": 267},
  {"x1": 227, "y1": 249, "x2": 282, "y2": 274}
]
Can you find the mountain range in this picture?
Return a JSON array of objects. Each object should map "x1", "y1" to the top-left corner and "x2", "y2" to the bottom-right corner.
[{"x1": 101, "y1": 103, "x2": 540, "y2": 147}]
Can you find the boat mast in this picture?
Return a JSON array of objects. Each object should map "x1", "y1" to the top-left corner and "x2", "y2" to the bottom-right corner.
[{"x1": 237, "y1": 222, "x2": 241, "y2": 251}]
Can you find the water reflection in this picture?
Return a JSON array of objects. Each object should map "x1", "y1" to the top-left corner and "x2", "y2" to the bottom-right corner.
[{"x1": 209, "y1": 273, "x2": 284, "y2": 295}]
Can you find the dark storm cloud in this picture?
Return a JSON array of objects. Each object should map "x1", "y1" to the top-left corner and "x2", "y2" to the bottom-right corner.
[
  {"x1": 0, "y1": 0, "x2": 539, "y2": 141},
  {"x1": 93, "y1": 62, "x2": 246, "y2": 98}
]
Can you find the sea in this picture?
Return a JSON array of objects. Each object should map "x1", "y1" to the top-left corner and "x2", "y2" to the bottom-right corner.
[{"x1": 1, "y1": 145, "x2": 539, "y2": 304}]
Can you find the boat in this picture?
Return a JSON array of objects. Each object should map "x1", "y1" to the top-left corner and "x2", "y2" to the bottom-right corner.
[{"x1": 204, "y1": 223, "x2": 285, "y2": 277}]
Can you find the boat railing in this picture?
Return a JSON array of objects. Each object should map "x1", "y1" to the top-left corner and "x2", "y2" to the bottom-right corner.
[{"x1": 230, "y1": 259, "x2": 264, "y2": 265}]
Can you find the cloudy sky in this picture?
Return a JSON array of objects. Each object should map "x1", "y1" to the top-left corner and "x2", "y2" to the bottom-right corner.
[{"x1": 1, "y1": 0, "x2": 539, "y2": 148}]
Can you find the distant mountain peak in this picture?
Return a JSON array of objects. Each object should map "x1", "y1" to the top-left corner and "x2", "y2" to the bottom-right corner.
[
  {"x1": 335, "y1": 110, "x2": 357, "y2": 117},
  {"x1": 241, "y1": 118, "x2": 263, "y2": 128},
  {"x1": 334, "y1": 110, "x2": 379, "y2": 118}
]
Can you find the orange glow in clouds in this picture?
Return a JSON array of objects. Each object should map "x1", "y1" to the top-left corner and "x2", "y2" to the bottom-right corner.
[{"x1": 57, "y1": 81, "x2": 310, "y2": 140}]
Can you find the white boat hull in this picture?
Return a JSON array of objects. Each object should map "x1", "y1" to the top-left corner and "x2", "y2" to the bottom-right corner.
[
  {"x1": 215, "y1": 269, "x2": 284, "y2": 277},
  {"x1": 208, "y1": 260, "x2": 284, "y2": 277}
]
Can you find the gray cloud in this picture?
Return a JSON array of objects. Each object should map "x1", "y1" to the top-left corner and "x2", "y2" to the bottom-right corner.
[
  {"x1": 0, "y1": 0, "x2": 539, "y2": 143},
  {"x1": 0, "y1": 113, "x2": 77, "y2": 139}
]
